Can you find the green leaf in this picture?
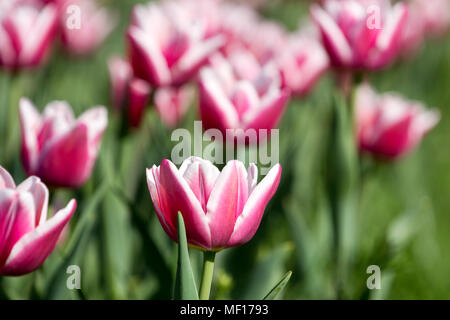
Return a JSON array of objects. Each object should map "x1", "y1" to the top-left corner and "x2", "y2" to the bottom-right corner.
[
  {"x1": 173, "y1": 213, "x2": 199, "y2": 300},
  {"x1": 263, "y1": 271, "x2": 292, "y2": 300}
]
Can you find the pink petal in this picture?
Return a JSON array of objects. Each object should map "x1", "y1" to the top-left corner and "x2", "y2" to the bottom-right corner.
[
  {"x1": 127, "y1": 78, "x2": 151, "y2": 127},
  {"x1": 36, "y1": 123, "x2": 92, "y2": 188},
  {"x1": 0, "y1": 199, "x2": 76, "y2": 276},
  {"x1": 0, "y1": 166, "x2": 16, "y2": 189},
  {"x1": 178, "y1": 157, "x2": 220, "y2": 212},
  {"x1": 19, "y1": 98, "x2": 42, "y2": 174},
  {"x1": 0, "y1": 191, "x2": 36, "y2": 268},
  {"x1": 198, "y1": 68, "x2": 239, "y2": 131},
  {"x1": 310, "y1": 4, "x2": 353, "y2": 67},
  {"x1": 77, "y1": 106, "x2": 108, "y2": 147},
  {"x1": 108, "y1": 56, "x2": 132, "y2": 110},
  {"x1": 127, "y1": 26, "x2": 171, "y2": 86},
  {"x1": 17, "y1": 176, "x2": 49, "y2": 227},
  {"x1": 159, "y1": 159, "x2": 211, "y2": 249},
  {"x1": 146, "y1": 166, "x2": 177, "y2": 241},
  {"x1": 227, "y1": 163, "x2": 281, "y2": 247},
  {"x1": 154, "y1": 85, "x2": 193, "y2": 128},
  {"x1": 206, "y1": 160, "x2": 249, "y2": 249},
  {"x1": 243, "y1": 89, "x2": 290, "y2": 132}
]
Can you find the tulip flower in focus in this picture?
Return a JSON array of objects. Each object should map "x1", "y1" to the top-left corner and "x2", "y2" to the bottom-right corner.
[
  {"x1": 19, "y1": 98, "x2": 108, "y2": 188},
  {"x1": 127, "y1": 0, "x2": 224, "y2": 87},
  {"x1": 154, "y1": 85, "x2": 194, "y2": 128},
  {"x1": 0, "y1": 166, "x2": 76, "y2": 276},
  {"x1": 198, "y1": 51, "x2": 290, "y2": 141},
  {"x1": 355, "y1": 84, "x2": 440, "y2": 159},
  {"x1": 0, "y1": 0, "x2": 59, "y2": 69},
  {"x1": 60, "y1": 0, "x2": 117, "y2": 56},
  {"x1": 310, "y1": 0, "x2": 409, "y2": 70},
  {"x1": 146, "y1": 157, "x2": 281, "y2": 251},
  {"x1": 277, "y1": 30, "x2": 329, "y2": 96}
]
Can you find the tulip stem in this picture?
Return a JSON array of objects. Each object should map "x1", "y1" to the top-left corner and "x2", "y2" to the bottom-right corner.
[{"x1": 199, "y1": 251, "x2": 216, "y2": 300}]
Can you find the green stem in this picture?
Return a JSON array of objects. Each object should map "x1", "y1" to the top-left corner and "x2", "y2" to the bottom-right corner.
[{"x1": 199, "y1": 251, "x2": 216, "y2": 300}]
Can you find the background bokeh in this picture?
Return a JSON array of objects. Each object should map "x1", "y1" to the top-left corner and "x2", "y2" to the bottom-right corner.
[{"x1": 0, "y1": 0, "x2": 449, "y2": 299}]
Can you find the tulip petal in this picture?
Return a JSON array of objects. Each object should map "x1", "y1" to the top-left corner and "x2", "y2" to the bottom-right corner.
[
  {"x1": 0, "y1": 190, "x2": 18, "y2": 265},
  {"x1": 206, "y1": 160, "x2": 248, "y2": 249},
  {"x1": 0, "y1": 166, "x2": 16, "y2": 189},
  {"x1": 19, "y1": 98, "x2": 42, "y2": 174},
  {"x1": 146, "y1": 166, "x2": 177, "y2": 241},
  {"x1": 127, "y1": 26, "x2": 171, "y2": 86},
  {"x1": 17, "y1": 176, "x2": 49, "y2": 227},
  {"x1": 159, "y1": 159, "x2": 211, "y2": 248},
  {"x1": 36, "y1": 123, "x2": 91, "y2": 188},
  {"x1": 310, "y1": 4, "x2": 353, "y2": 66},
  {"x1": 127, "y1": 79, "x2": 151, "y2": 127},
  {"x1": 108, "y1": 56, "x2": 132, "y2": 110},
  {"x1": 0, "y1": 199, "x2": 76, "y2": 276},
  {"x1": 198, "y1": 68, "x2": 239, "y2": 131},
  {"x1": 228, "y1": 164, "x2": 281, "y2": 247},
  {"x1": 77, "y1": 106, "x2": 108, "y2": 146},
  {"x1": 179, "y1": 157, "x2": 220, "y2": 212}
]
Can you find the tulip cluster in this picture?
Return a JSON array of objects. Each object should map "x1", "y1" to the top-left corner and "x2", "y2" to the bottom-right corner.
[
  {"x1": 109, "y1": 0, "x2": 330, "y2": 129},
  {"x1": 0, "y1": 0, "x2": 115, "y2": 70}
]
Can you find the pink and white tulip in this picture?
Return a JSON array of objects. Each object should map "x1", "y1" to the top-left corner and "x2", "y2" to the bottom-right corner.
[
  {"x1": 19, "y1": 98, "x2": 108, "y2": 188},
  {"x1": 146, "y1": 157, "x2": 281, "y2": 251},
  {"x1": 355, "y1": 84, "x2": 440, "y2": 158},
  {"x1": 0, "y1": 166, "x2": 76, "y2": 276},
  {"x1": 198, "y1": 51, "x2": 290, "y2": 140},
  {"x1": 60, "y1": 0, "x2": 116, "y2": 56},
  {"x1": 0, "y1": 0, "x2": 59, "y2": 69},
  {"x1": 310, "y1": 0, "x2": 409, "y2": 70},
  {"x1": 154, "y1": 85, "x2": 194, "y2": 128},
  {"x1": 108, "y1": 56, "x2": 133, "y2": 111},
  {"x1": 277, "y1": 29, "x2": 329, "y2": 96},
  {"x1": 127, "y1": 0, "x2": 224, "y2": 87}
]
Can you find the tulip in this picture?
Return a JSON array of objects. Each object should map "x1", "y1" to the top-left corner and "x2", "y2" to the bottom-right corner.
[
  {"x1": 107, "y1": 56, "x2": 133, "y2": 110},
  {"x1": 127, "y1": 1, "x2": 224, "y2": 87},
  {"x1": 310, "y1": 0, "x2": 409, "y2": 70},
  {"x1": 128, "y1": 78, "x2": 152, "y2": 128},
  {"x1": 198, "y1": 51, "x2": 290, "y2": 141},
  {"x1": 146, "y1": 157, "x2": 281, "y2": 251},
  {"x1": 154, "y1": 85, "x2": 193, "y2": 128},
  {"x1": 60, "y1": 0, "x2": 116, "y2": 56},
  {"x1": 355, "y1": 84, "x2": 440, "y2": 158},
  {"x1": 0, "y1": 166, "x2": 76, "y2": 276},
  {"x1": 277, "y1": 30, "x2": 329, "y2": 96},
  {"x1": 0, "y1": 0, "x2": 59, "y2": 69},
  {"x1": 19, "y1": 98, "x2": 108, "y2": 188},
  {"x1": 414, "y1": 0, "x2": 450, "y2": 37}
]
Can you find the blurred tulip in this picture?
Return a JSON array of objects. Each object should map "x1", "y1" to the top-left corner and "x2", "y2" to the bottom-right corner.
[
  {"x1": 60, "y1": 0, "x2": 116, "y2": 56},
  {"x1": 146, "y1": 157, "x2": 281, "y2": 251},
  {"x1": 108, "y1": 56, "x2": 133, "y2": 110},
  {"x1": 0, "y1": 166, "x2": 76, "y2": 276},
  {"x1": 154, "y1": 85, "x2": 194, "y2": 128},
  {"x1": 277, "y1": 30, "x2": 329, "y2": 96},
  {"x1": 127, "y1": 0, "x2": 224, "y2": 87},
  {"x1": 198, "y1": 52, "x2": 290, "y2": 141},
  {"x1": 414, "y1": 0, "x2": 450, "y2": 37},
  {"x1": 310, "y1": 0, "x2": 409, "y2": 70},
  {"x1": 19, "y1": 98, "x2": 108, "y2": 188},
  {"x1": 0, "y1": 0, "x2": 58, "y2": 69},
  {"x1": 128, "y1": 78, "x2": 152, "y2": 128},
  {"x1": 355, "y1": 83, "x2": 440, "y2": 158}
]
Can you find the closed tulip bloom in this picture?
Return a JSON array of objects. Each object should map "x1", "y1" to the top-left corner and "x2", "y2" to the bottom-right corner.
[
  {"x1": 60, "y1": 0, "x2": 116, "y2": 56},
  {"x1": 154, "y1": 85, "x2": 194, "y2": 128},
  {"x1": 146, "y1": 157, "x2": 282, "y2": 251},
  {"x1": 128, "y1": 78, "x2": 152, "y2": 128},
  {"x1": 198, "y1": 52, "x2": 290, "y2": 140},
  {"x1": 108, "y1": 56, "x2": 133, "y2": 110},
  {"x1": 0, "y1": 166, "x2": 76, "y2": 276},
  {"x1": 0, "y1": 1, "x2": 58, "y2": 69},
  {"x1": 355, "y1": 84, "x2": 440, "y2": 158},
  {"x1": 277, "y1": 30, "x2": 329, "y2": 96},
  {"x1": 310, "y1": 0, "x2": 409, "y2": 70},
  {"x1": 127, "y1": 1, "x2": 224, "y2": 87},
  {"x1": 19, "y1": 98, "x2": 108, "y2": 188}
]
